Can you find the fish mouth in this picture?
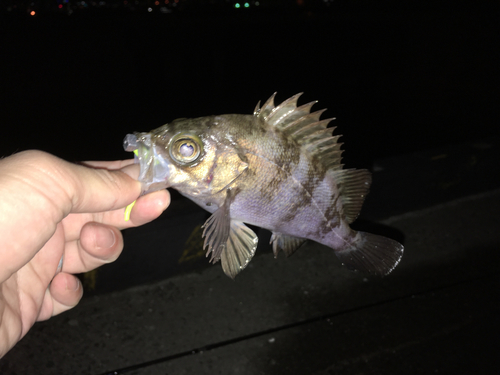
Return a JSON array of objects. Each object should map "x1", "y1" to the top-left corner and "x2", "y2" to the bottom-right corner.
[{"x1": 123, "y1": 132, "x2": 171, "y2": 195}]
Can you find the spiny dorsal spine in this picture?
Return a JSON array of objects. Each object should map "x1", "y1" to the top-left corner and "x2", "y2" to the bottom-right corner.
[
  {"x1": 254, "y1": 93, "x2": 339, "y2": 170},
  {"x1": 254, "y1": 92, "x2": 371, "y2": 223}
]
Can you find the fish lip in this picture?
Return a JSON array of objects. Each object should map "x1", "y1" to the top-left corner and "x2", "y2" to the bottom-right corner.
[
  {"x1": 123, "y1": 132, "x2": 171, "y2": 195},
  {"x1": 123, "y1": 133, "x2": 139, "y2": 152}
]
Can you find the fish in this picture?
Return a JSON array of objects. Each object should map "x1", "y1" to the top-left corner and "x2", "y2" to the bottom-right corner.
[{"x1": 124, "y1": 93, "x2": 403, "y2": 279}]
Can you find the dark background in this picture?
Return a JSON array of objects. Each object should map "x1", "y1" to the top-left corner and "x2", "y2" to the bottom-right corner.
[
  {"x1": 0, "y1": 3, "x2": 499, "y2": 373},
  {"x1": 1, "y1": 1, "x2": 498, "y2": 170},
  {"x1": 1, "y1": 0, "x2": 499, "y2": 293}
]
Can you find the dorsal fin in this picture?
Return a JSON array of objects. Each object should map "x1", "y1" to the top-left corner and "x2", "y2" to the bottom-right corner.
[
  {"x1": 255, "y1": 93, "x2": 339, "y2": 169},
  {"x1": 331, "y1": 169, "x2": 372, "y2": 223},
  {"x1": 254, "y1": 93, "x2": 371, "y2": 222}
]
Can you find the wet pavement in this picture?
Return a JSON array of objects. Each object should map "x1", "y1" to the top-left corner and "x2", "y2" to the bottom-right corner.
[{"x1": 1, "y1": 139, "x2": 499, "y2": 374}]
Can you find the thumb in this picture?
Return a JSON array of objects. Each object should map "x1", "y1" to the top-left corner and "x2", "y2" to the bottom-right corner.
[
  {"x1": 66, "y1": 164, "x2": 141, "y2": 215},
  {"x1": 15, "y1": 151, "x2": 143, "y2": 217}
]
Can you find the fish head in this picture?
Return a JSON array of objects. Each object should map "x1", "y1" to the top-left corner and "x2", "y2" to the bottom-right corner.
[{"x1": 124, "y1": 116, "x2": 248, "y2": 197}]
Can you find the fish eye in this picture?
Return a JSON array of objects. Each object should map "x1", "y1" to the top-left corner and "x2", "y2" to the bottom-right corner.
[{"x1": 169, "y1": 134, "x2": 203, "y2": 165}]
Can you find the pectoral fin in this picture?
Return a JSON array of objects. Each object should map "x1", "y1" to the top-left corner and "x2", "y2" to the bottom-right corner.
[
  {"x1": 221, "y1": 221, "x2": 258, "y2": 279},
  {"x1": 202, "y1": 190, "x2": 233, "y2": 263},
  {"x1": 270, "y1": 232, "x2": 306, "y2": 258},
  {"x1": 201, "y1": 187, "x2": 258, "y2": 278}
]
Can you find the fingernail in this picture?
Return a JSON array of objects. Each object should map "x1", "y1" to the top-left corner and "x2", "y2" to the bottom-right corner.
[
  {"x1": 94, "y1": 224, "x2": 116, "y2": 250},
  {"x1": 66, "y1": 276, "x2": 81, "y2": 292}
]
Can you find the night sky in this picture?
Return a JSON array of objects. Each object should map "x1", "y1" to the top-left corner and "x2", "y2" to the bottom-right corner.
[{"x1": 1, "y1": 1, "x2": 498, "y2": 168}]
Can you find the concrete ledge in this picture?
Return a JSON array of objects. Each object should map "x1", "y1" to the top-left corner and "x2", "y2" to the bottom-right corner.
[{"x1": 2, "y1": 185, "x2": 499, "y2": 374}]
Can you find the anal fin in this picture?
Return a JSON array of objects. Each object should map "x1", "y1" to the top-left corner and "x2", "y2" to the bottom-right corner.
[
  {"x1": 270, "y1": 232, "x2": 306, "y2": 258},
  {"x1": 334, "y1": 232, "x2": 403, "y2": 276}
]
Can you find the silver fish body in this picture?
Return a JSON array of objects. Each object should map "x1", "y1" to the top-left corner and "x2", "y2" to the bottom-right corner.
[{"x1": 125, "y1": 93, "x2": 403, "y2": 278}]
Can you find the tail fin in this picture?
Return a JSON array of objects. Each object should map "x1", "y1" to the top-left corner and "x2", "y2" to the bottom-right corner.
[{"x1": 335, "y1": 232, "x2": 403, "y2": 275}]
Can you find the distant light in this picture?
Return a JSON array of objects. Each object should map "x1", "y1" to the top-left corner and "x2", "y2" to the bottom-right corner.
[
  {"x1": 244, "y1": 2, "x2": 249, "y2": 6},
  {"x1": 147, "y1": 6, "x2": 152, "y2": 11},
  {"x1": 58, "y1": 4, "x2": 63, "y2": 8},
  {"x1": 154, "y1": 0, "x2": 159, "y2": 4},
  {"x1": 234, "y1": 2, "x2": 240, "y2": 7},
  {"x1": 255, "y1": 1, "x2": 259, "y2": 5},
  {"x1": 30, "y1": 10, "x2": 35, "y2": 15}
]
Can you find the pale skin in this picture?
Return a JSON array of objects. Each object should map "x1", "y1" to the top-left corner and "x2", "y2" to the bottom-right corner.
[{"x1": 0, "y1": 150, "x2": 170, "y2": 357}]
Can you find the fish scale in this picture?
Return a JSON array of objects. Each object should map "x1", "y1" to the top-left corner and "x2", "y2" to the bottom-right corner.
[{"x1": 125, "y1": 93, "x2": 403, "y2": 278}]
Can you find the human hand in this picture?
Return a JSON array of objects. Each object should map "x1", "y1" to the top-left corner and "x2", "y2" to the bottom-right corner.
[{"x1": 0, "y1": 150, "x2": 170, "y2": 357}]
